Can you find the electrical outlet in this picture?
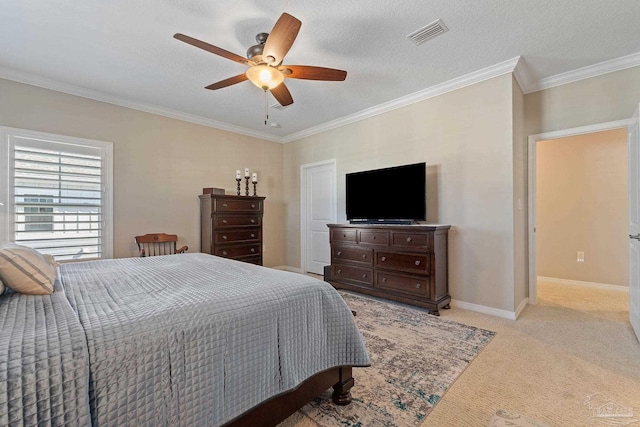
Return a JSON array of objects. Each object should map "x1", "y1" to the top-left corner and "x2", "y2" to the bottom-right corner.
[{"x1": 577, "y1": 251, "x2": 585, "y2": 262}]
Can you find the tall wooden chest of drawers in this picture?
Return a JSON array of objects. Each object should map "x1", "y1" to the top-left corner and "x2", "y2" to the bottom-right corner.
[
  {"x1": 327, "y1": 223, "x2": 451, "y2": 315},
  {"x1": 199, "y1": 194, "x2": 265, "y2": 265}
]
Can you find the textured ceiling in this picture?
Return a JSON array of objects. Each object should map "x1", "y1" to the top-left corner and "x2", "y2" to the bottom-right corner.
[{"x1": 1, "y1": 0, "x2": 640, "y2": 141}]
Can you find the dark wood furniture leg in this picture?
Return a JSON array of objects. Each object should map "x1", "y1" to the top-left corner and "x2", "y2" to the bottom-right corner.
[{"x1": 332, "y1": 366, "x2": 354, "y2": 405}]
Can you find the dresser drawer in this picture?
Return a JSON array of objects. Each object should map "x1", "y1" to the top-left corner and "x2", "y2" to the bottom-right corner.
[
  {"x1": 331, "y1": 228, "x2": 357, "y2": 243},
  {"x1": 332, "y1": 245, "x2": 373, "y2": 266},
  {"x1": 375, "y1": 271, "x2": 430, "y2": 298},
  {"x1": 215, "y1": 244, "x2": 261, "y2": 259},
  {"x1": 376, "y1": 251, "x2": 430, "y2": 274},
  {"x1": 391, "y1": 232, "x2": 431, "y2": 250},
  {"x1": 358, "y1": 230, "x2": 389, "y2": 245},
  {"x1": 214, "y1": 215, "x2": 261, "y2": 228},
  {"x1": 213, "y1": 198, "x2": 263, "y2": 213},
  {"x1": 331, "y1": 264, "x2": 373, "y2": 286},
  {"x1": 214, "y1": 229, "x2": 261, "y2": 244}
]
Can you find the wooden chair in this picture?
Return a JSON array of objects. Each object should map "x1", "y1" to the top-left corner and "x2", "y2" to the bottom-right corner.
[{"x1": 135, "y1": 233, "x2": 188, "y2": 257}]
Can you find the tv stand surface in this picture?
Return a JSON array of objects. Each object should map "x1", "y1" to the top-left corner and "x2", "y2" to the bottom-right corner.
[
  {"x1": 349, "y1": 219, "x2": 415, "y2": 225},
  {"x1": 327, "y1": 223, "x2": 451, "y2": 315}
]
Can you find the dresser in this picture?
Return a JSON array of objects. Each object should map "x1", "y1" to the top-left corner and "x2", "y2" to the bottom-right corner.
[
  {"x1": 327, "y1": 223, "x2": 451, "y2": 315},
  {"x1": 199, "y1": 194, "x2": 265, "y2": 265}
]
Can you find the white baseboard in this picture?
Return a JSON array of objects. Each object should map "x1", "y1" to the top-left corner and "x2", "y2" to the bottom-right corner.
[
  {"x1": 537, "y1": 276, "x2": 629, "y2": 292},
  {"x1": 515, "y1": 297, "x2": 529, "y2": 319},
  {"x1": 450, "y1": 299, "x2": 523, "y2": 320}
]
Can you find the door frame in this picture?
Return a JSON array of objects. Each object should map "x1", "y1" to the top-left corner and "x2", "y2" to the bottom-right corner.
[
  {"x1": 528, "y1": 119, "x2": 630, "y2": 304},
  {"x1": 300, "y1": 159, "x2": 337, "y2": 274}
]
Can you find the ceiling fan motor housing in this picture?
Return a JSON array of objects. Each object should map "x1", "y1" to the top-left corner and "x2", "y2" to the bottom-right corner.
[{"x1": 247, "y1": 32, "x2": 269, "y2": 61}]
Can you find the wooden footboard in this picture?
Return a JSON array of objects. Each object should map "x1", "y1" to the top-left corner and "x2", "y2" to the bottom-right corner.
[{"x1": 225, "y1": 366, "x2": 354, "y2": 427}]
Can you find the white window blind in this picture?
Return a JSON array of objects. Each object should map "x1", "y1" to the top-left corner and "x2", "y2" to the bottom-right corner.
[{"x1": 0, "y1": 127, "x2": 113, "y2": 261}]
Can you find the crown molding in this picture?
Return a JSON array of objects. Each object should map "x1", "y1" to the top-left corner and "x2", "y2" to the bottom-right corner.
[
  {"x1": 512, "y1": 56, "x2": 535, "y2": 94},
  {"x1": 527, "y1": 51, "x2": 640, "y2": 93},
  {"x1": 0, "y1": 66, "x2": 282, "y2": 143},
  {"x1": 282, "y1": 56, "x2": 521, "y2": 143}
]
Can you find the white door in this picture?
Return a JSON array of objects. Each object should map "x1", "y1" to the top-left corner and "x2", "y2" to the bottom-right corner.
[
  {"x1": 302, "y1": 161, "x2": 336, "y2": 274},
  {"x1": 628, "y1": 103, "x2": 640, "y2": 342}
]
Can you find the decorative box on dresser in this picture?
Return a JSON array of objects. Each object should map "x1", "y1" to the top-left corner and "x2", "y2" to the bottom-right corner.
[
  {"x1": 199, "y1": 194, "x2": 265, "y2": 265},
  {"x1": 327, "y1": 223, "x2": 451, "y2": 315}
]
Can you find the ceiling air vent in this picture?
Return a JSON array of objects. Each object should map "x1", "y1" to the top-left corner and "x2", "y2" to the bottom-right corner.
[
  {"x1": 406, "y1": 19, "x2": 449, "y2": 46},
  {"x1": 271, "y1": 102, "x2": 292, "y2": 111}
]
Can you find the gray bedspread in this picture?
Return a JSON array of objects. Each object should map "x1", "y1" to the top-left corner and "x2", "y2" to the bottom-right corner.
[
  {"x1": 0, "y1": 279, "x2": 91, "y2": 426},
  {"x1": 60, "y1": 253, "x2": 369, "y2": 426}
]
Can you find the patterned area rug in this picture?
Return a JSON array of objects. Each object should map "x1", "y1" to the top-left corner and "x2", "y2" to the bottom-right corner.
[{"x1": 300, "y1": 292, "x2": 496, "y2": 426}]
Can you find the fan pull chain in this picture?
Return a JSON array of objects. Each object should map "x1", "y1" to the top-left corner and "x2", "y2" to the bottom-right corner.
[{"x1": 264, "y1": 90, "x2": 269, "y2": 125}]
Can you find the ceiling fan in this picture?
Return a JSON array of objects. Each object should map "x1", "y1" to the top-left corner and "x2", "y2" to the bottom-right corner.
[{"x1": 174, "y1": 13, "x2": 347, "y2": 108}]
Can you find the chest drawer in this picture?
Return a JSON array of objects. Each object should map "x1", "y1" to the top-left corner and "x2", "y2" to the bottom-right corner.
[
  {"x1": 375, "y1": 271, "x2": 430, "y2": 298},
  {"x1": 391, "y1": 232, "x2": 431, "y2": 250},
  {"x1": 214, "y1": 215, "x2": 261, "y2": 228},
  {"x1": 215, "y1": 243, "x2": 261, "y2": 259},
  {"x1": 214, "y1": 229, "x2": 261, "y2": 244},
  {"x1": 331, "y1": 228, "x2": 357, "y2": 243},
  {"x1": 358, "y1": 230, "x2": 389, "y2": 245},
  {"x1": 331, "y1": 264, "x2": 373, "y2": 287},
  {"x1": 213, "y1": 198, "x2": 263, "y2": 213},
  {"x1": 376, "y1": 251, "x2": 430, "y2": 274},
  {"x1": 332, "y1": 245, "x2": 373, "y2": 265}
]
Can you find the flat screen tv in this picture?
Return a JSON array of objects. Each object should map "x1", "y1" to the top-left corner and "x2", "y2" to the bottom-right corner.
[{"x1": 346, "y1": 162, "x2": 426, "y2": 224}]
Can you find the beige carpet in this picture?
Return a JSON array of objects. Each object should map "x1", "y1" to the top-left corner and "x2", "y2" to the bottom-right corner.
[{"x1": 281, "y1": 280, "x2": 640, "y2": 426}]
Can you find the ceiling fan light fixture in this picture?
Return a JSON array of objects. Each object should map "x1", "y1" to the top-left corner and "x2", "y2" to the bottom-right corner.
[{"x1": 246, "y1": 65, "x2": 284, "y2": 90}]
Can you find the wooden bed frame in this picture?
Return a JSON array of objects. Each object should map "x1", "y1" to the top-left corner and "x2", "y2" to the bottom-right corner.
[{"x1": 226, "y1": 366, "x2": 354, "y2": 426}]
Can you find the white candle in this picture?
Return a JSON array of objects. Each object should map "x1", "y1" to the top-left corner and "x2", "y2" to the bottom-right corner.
[
  {"x1": 252, "y1": 173, "x2": 258, "y2": 183},
  {"x1": 244, "y1": 168, "x2": 250, "y2": 178},
  {"x1": 236, "y1": 170, "x2": 241, "y2": 179}
]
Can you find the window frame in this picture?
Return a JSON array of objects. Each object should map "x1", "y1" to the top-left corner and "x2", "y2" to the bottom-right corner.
[{"x1": 0, "y1": 126, "x2": 113, "y2": 260}]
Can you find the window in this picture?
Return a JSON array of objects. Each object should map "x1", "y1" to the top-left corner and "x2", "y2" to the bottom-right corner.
[{"x1": 0, "y1": 127, "x2": 113, "y2": 261}]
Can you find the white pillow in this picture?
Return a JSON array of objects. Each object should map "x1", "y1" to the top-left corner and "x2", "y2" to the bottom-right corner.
[{"x1": 0, "y1": 243, "x2": 56, "y2": 295}]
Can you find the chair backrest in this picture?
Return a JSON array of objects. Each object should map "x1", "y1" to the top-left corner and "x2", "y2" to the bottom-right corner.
[{"x1": 134, "y1": 233, "x2": 185, "y2": 257}]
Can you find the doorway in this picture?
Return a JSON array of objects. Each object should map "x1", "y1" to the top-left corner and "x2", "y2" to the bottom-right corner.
[
  {"x1": 528, "y1": 120, "x2": 630, "y2": 303},
  {"x1": 300, "y1": 159, "x2": 337, "y2": 274}
]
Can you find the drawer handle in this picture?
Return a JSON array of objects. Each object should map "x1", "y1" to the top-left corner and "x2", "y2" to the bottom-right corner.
[
  {"x1": 382, "y1": 277, "x2": 387, "y2": 283},
  {"x1": 362, "y1": 274, "x2": 367, "y2": 279},
  {"x1": 381, "y1": 256, "x2": 386, "y2": 262},
  {"x1": 343, "y1": 234, "x2": 347, "y2": 238},
  {"x1": 251, "y1": 248, "x2": 255, "y2": 253},
  {"x1": 222, "y1": 219, "x2": 228, "y2": 224},
  {"x1": 251, "y1": 204, "x2": 256, "y2": 208},
  {"x1": 415, "y1": 283, "x2": 421, "y2": 289},
  {"x1": 406, "y1": 237, "x2": 413, "y2": 243},
  {"x1": 362, "y1": 254, "x2": 367, "y2": 259},
  {"x1": 373, "y1": 236, "x2": 376, "y2": 240},
  {"x1": 415, "y1": 260, "x2": 421, "y2": 266},
  {"x1": 251, "y1": 219, "x2": 256, "y2": 223},
  {"x1": 222, "y1": 235, "x2": 227, "y2": 240},
  {"x1": 337, "y1": 269, "x2": 342, "y2": 274},
  {"x1": 222, "y1": 203, "x2": 228, "y2": 207},
  {"x1": 222, "y1": 251, "x2": 228, "y2": 256},
  {"x1": 251, "y1": 234, "x2": 255, "y2": 238},
  {"x1": 337, "y1": 251, "x2": 342, "y2": 256}
]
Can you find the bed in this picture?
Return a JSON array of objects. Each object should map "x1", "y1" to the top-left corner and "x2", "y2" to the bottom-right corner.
[{"x1": 0, "y1": 253, "x2": 370, "y2": 426}]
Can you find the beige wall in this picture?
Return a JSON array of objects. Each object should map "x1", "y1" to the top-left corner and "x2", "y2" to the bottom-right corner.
[
  {"x1": 512, "y1": 76, "x2": 527, "y2": 307},
  {"x1": 525, "y1": 67, "x2": 640, "y2": 136},
  {"x1": 536, "y1": 129, "x2": 628, "y2": 286},
  {"x1": 285, "y1": 74, "x2": 519, "y2": 311},
  {"x1": 0, "y1": 78, "x2": 286, "y2": 266}
]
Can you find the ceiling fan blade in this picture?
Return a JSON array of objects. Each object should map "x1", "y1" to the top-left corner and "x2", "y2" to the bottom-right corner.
[
  {"x1": 174, "y1": 33, "x2": 248, "y2": 65},
  {"x1": 205, "y1": 74, "x2": 248, "y2": 90},
  {"x1": 282, "y1": 65, "x2": 347, "y2": 81},
  {"x1": 270, "y1": 82, "x2": 294, "y2": 106},
  {"x1": 262, "y1": 13, "x2": 302, "y2": 66}
]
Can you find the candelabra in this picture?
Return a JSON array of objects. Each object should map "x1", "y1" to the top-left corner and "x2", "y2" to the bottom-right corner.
[
  {"x1": 253, "y1": 182, "x2": 257, "y2": 196},
  {"x1": 245, "y1": 177, "x2": 250, "y2": 196},
  {"x1": 236, "y1": 178, "x2": 241, "y2": 196}
]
